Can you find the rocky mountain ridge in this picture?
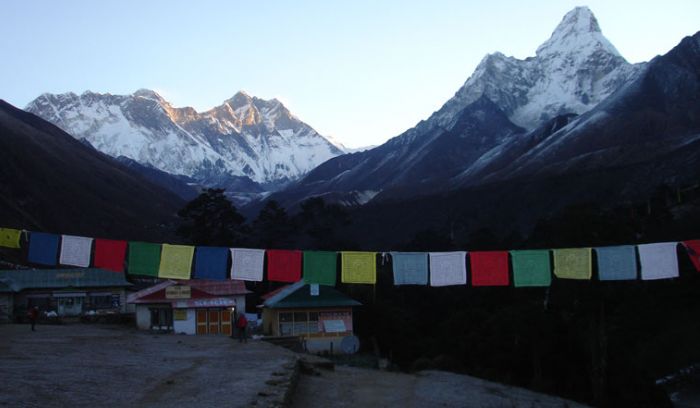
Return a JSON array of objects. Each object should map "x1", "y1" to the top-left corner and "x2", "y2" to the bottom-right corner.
[{"x1": 25, "y1": 89, "x2": 345, "y2": 193}]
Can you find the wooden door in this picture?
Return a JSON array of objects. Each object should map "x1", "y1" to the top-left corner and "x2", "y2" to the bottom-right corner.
[
  {"x1": 196, "y1": 309, "x2": 208, "y2": 335},
  {"x1": 208, "y1": 310, "x2": 220, "y2": 335},
  {"x1": 221, "y1": 309, "x2": 232, "y2": 336}
]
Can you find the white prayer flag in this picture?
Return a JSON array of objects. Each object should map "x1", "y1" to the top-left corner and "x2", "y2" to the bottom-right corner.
[
  {"x1": 638, "y1": 242, "x2": 679, "y2": 280},
  {"x1": 230, "y1": 248, "x2": 265, "y2": 281},
  {"x1": 59, "y1": 235, "x2": 93, "y2": 267},
  {"x1": 429, "y1": 251, "x2": 467, "y2": 287}
]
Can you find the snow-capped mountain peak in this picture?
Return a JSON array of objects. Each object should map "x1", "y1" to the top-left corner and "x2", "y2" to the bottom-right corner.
[
  {"x1": 536, "y1": 6, "x2": 622, "y2": 59},
  {"x1": 25, "y1": 90, "x2": 346, "y2": 189},
  {"x1": 132, "y1": 88, "x2": 166, "y2": 102},
  {"x1": 427, "y1": 6, "x2": 641, "y2": 132}
]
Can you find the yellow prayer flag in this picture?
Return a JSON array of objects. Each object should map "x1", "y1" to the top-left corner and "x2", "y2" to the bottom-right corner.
[
  {"x1": 553, "y1": 248, "x2": 592, "y2": 280},
  {"x1": 341, "y1": 251, "x2": 376, "y2": 284},
  {"x1": 0, "y1": 228, "x2": 22, "y2": 249},
  {"x1": 158, "y1": 244, "x2": 195, "y2": 280}
]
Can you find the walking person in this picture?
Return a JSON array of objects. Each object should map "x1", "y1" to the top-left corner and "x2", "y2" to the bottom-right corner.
[
  {"x1": 235, "y1": 313, "x2": 248, "y2": 343},
  {"x1": 27, "y1": 306, "x2": 39, "y2": 332}
]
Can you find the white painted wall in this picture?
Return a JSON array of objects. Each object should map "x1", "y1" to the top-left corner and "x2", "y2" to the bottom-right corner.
[
  {"x1": 135, "y1": 305, "x2": 151, "y2": 330},
  {"x1": 173, "y1": 309, "x2": 196, "y2": 335}
]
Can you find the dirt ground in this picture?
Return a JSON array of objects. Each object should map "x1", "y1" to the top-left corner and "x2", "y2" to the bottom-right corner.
[
  {"x1": 0, "y1": 323, "x2": 296, "y2": 408},
  {"x1": 1, "y1": 323, "x2": 591, "y2": 407},
  {"x1": 291, "y1": 365, "x2": 590, "y2": 408}
]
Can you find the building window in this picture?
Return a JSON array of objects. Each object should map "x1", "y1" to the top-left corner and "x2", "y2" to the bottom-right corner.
[
  {"x1": 278, "y1": 311, "x2": 321, "y2": 336},
  {"x1": 293, "y1": 312, "x2": 308, "y2": 334},
  {"x1": 279, "y1": 312, "x2": 293, "y2": 336},
  {"x1": 88, "y1": 295, "x2": 113, "y2": 310},
  {"x1": 309, "y1": 312, "x2": 319, "y2": 334}
]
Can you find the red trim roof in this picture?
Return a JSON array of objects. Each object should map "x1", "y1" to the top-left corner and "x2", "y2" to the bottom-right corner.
[{"x1": 128, "y1": 279, "x2": 250, "y2": 304}]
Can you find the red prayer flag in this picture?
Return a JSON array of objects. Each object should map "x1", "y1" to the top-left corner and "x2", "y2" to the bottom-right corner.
[
  {"x1": 470, "y1": 251, "x2": 510, "y2": 286},
  {"x1": 267, "y1": 250, "x2": 302, "y2": 282},
  {"x1": 682, "y1": 240, "x2": 700, "y2": 272},
  {"x1": 94, "y1": 238, "x2": 127, "y2": 273}
]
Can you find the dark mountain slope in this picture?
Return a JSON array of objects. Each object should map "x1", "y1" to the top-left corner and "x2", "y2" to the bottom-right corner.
[
  {"x1": 268, "y1": 96, "x2": 524, "y2": 208},
  {"x1": 0, "y1": 100, "x2": 183, "y2": 240}
]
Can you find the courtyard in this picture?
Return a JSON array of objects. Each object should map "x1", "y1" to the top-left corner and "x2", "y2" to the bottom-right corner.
[{"x1": 0, "y1": 324, "x2": 296, "y2": 407}]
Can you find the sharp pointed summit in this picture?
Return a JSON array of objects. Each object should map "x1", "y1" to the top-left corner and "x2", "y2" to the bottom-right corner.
[
  {"x1": 546, "y1": 6, "x2": 602, "y2": 38},
  {"x1": 132, "y1": 88, "x2": 165, "y2": 101},
  {"x1": 226, "y1": 91, "x2": 253, "y2": 109},
  {"x1": 425, "y1": 6, "x2": 640, "y2": 131},
  {"x1": 536, "y1": 6, "x2": 621, "y2": 58}
]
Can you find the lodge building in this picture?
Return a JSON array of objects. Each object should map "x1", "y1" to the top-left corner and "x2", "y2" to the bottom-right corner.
[
  {"x1": 261, "y1": 281, "x2": 361, "y2": 353},
  {"x1": 127, "y1": 279, "x2": 250, "y2": 335},
  {"x1": 0, "y1": 268, "x2": 131, "y2": 321}
]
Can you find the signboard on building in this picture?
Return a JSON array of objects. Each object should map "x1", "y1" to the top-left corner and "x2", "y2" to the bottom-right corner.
[
  {"x1": 322, "y1": 320, "x2": 346, "y2": 333},
  {"x1": 173, "y1": 309, "x2": 188, "y2": 320},
  {"x1": 165, "y1": 286, "x2": 191, "y2": 299},
  {"x1": 111, "y1": 294, "x2": 121, "y2": 308},
  {"x1": 173, "y1": 297, "x2": 236, "y2": 308},
  {"x1": 319, "y1": 311, "x2": 352, "y2": 333}
]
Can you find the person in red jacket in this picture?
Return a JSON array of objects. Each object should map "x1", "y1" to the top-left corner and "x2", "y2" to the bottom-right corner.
[
  {"x1": 235, "y1": 313, "x2": 248, "y2": 343},
  {"x1": 27, "y1": 306, "x2": 39, "y2": 332}
]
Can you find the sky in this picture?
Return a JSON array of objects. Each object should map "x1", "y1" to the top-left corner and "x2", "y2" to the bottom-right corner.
[{"x1": 1, "y1": 1, "x2": 698, "y2": 148}]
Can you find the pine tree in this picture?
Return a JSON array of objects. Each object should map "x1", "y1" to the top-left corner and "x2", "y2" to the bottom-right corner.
[
  {"x1": 176, "y1": 188, "x2": 248, "y2": 246},
  {"x1": 252, "y1": 200, "x2": 293, "y2": 248}
]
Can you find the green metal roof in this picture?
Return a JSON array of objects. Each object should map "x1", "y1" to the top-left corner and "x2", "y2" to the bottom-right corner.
[
  {"x1": 0, "y1": 269, "x2": 131, "y2": 292},
  {"x1": 264, "y1": 281, "x2": 362, "y2": 309},
  {"x1": 0, "y1": 279, "x2": 14, "y2": 293}
]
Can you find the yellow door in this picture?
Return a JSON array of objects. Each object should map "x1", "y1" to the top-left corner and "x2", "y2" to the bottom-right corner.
[
  {"x1": 221, "y1": 309, "x2": 232, "y2": 336},
  {"x1": 196, "y1": 309, "x2": 208, "y2": 335},
  {"x1": 208, "y1": 310, "x2": 220, "y2": 335}
]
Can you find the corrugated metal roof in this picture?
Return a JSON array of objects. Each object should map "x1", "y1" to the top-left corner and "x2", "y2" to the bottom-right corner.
[
  {"x1": 0, "y1": 269, "x2": 131, "y2": 291},
  {"x1": 263, "y1": 282, "x2": 361, "y2": 309}
]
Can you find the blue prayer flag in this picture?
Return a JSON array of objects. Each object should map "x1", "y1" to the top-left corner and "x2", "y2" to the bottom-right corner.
[
  {"x1": 194, "y1": 247, "x2": 229, "y2": 280},
  {"x1": 391, "y1": 252, "x2": 429, "y2": 285},
  {"x1": 595, "y1": 245, "x2": 638, "y2": 281},
  {"x1": 28, "y1": 232, "x2": 60, "y2": 266}
]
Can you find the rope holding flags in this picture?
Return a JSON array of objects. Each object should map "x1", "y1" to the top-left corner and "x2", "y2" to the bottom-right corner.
[{"x1": 2, "y1": 225, "x2": 698, "y2": 289}]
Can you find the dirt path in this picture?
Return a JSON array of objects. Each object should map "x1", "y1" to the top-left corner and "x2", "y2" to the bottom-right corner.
[
  {"x1": 291, "y1": 366, "x2": 590, "y2": 408},
  {"x1": 0, "y1": 324, "x2": 296, "y2": 407}
]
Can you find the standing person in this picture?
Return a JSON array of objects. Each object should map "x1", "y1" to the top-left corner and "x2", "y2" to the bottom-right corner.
[
  {"x1": 27, "y1": 306, "x2": 39, "y2": 332},
  {"x1": 235, "y1": 313, "x2": 248, "y2": 343}
]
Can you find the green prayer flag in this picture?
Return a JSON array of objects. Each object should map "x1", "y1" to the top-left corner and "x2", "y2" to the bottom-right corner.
[
  {"x1": 553, "y1": 248, "x2": 592, "y2": 280},
  {"x1": 128, "y1": 242, "x2": 162, "y2": 277},
  {"x1": 0, "y1": 228, "x2": 22, "y2": 249},
  {"x1": 341, "y1": 252, "x2": 376, "y2": 284},
  {"x1": 511, "y1": 250, "x2": 552, "y2": 287},
  {"x1": 159, "y1": 244, "x2": 195, "y2": 280},
  {"x1": 303, "y1": 251, "x2": 337, "y2": 286}
]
